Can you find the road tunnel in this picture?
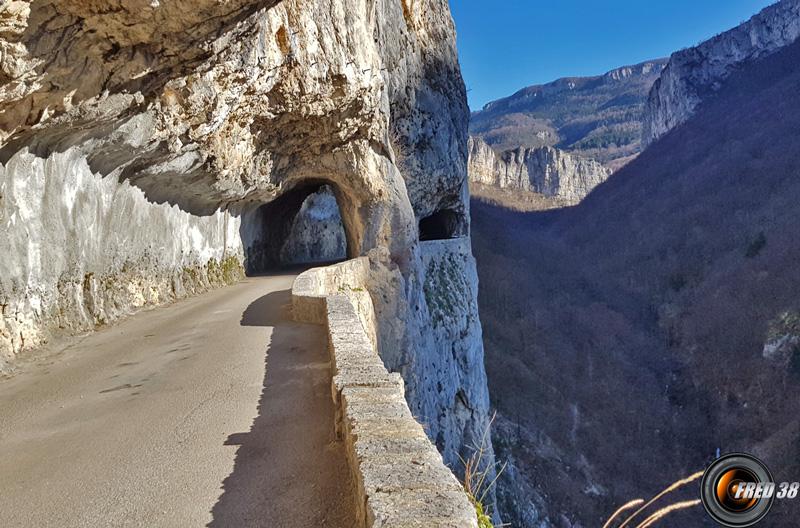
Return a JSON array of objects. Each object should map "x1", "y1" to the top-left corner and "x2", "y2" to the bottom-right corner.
[{"x1": 241, "y1": 182, "x2": 349, "y2": 274}]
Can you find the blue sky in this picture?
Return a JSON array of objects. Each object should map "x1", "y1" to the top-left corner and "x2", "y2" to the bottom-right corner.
[{"x1": 449, "y1": 0, "x2": 777, "y2": 110}]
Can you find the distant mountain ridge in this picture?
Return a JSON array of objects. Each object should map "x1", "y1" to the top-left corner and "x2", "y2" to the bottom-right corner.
[
  {"x1": 644, "y1": 0, "x2": 800, "y2": 144},
  {"x1": 470, "y1": 58, "x2": 668, "y2": 170}
]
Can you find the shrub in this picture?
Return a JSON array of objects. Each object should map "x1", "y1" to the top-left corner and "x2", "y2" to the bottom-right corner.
[
  {"x1": 789, "y1": 343, "x2": 800, "y2": 379},
  {"x1": 745, "y1": 231, "x2": 767, "y2": 258},
  {"x1": 668, "y1": 272, "x2": 688, "y2": 292},
  {"x1": 461, "y1": 413, "x2": 505, "y2": 528}
]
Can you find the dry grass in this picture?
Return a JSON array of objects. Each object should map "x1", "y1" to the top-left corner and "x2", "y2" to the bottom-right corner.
[
  {"x1": 611, "y1": 471, "x2": 703, "y2": 528},
  {"x1": 460, "y1": 413, "x2": 507, "y2": 528},
  {"x1": 601, "y1": 500, "x2": 645, "y2": 528},
  {"x1": 389, "y1": 127, "x2": 411, "y2": 177},
  {"x1": 635, "y1": 500, "x2": 702, "y2": 528}
]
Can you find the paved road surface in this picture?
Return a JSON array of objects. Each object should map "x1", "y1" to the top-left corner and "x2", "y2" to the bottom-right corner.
[{"x1": 0, "y1": 274, "x2": 355, "y2": 528}]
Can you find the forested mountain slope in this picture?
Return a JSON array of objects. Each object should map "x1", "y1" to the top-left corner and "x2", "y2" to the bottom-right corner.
[
  {"x1": 470, "y1": 59, "x2": 667, "y2": 170},
  {"x1": 474, "y1": 37, "x2": 800, "y2": 528}
]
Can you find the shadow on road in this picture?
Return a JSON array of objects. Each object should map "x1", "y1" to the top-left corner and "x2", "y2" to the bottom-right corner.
[{"x1": 208, "y1": 289, "x2": 356, "y2": 528}]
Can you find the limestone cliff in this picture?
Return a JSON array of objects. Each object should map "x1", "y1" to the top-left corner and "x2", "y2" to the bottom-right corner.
[
  {"x1": 643, "y1": 0, "x2": 800, "y2": 144},
  {"x1": 0, "y1": 0, "x2": 496, "y2": 514},
  {"x1": 468, "y1": 135, "x2": 611, "y2": 205}
]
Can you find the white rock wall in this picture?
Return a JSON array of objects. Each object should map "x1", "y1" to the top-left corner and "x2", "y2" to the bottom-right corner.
[{"x1": 0, "y1": 148, "x2": 243, "y2": 370}]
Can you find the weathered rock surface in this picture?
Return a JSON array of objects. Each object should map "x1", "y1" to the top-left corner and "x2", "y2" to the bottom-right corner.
[
  {"x1": 643, "y1": 0, "x2": 800, "y2": 144},
  {"x1": 0, "y1": 0, "x2": 496, "y2": 517},
  {"x1": 468, "y1": 135, "x2": 611, "y2": 205},
  {"x1": 280, "y1": 186, "x2": 346, "y2": 265},
  {"x1": 0, "y1": 147, "x2": 245, "y2": 366}
]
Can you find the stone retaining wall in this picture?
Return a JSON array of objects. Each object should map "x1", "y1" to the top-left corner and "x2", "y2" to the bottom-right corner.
[{"x1": 292, "y1": 259, "x2": 478, "y2": 528}]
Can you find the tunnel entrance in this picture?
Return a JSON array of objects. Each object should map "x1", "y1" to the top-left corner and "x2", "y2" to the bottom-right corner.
[
  {"x1": 418, "y1": 209, "x2": 463, "y2": 241},
  {"x1": 242, "y1": 183, "x2": 348, "y2": 274}
]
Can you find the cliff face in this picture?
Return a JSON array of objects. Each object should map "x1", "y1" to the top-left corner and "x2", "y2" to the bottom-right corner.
[
  {"x1": 468, "y1": 135, "x2": 611, "y2": 205},
  {"x1": 0, "y1": 0, "x2": 495, "y2": 509},
  {"x1": 643, "y1": 0, "x2": 800, "y2": 144},
  {"x1": 470, "y1": 59, "x2": 667, "y2": 169}
]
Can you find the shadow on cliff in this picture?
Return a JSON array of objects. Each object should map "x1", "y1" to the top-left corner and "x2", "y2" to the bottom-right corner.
[{"x1": 207, "y1": 287, "x2": 355, "y2": 528}]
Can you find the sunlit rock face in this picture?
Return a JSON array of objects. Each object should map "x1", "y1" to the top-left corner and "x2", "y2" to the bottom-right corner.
[
  {"x1": 280, "y1": 186, "x2": 346, "y2": 265},
  {"x1": 643, "y1": 0, "x2": 800, "y2": 145},
  {"x1": 0, "y1": 147, "x2": 245, "y2": 365},
  {"x1": 0, "y1": 0, "x2": 497, "y2": 513},
  {"x1": 468, "y1": 135, "x2": 611, "y2": 204}
]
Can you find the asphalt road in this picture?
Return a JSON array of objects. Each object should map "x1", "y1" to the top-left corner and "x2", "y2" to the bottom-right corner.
[{"x1": 0, "y1": 273, "x2": 355, "y2": 528}]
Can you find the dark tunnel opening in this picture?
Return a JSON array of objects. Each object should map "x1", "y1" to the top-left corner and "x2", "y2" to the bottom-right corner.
[
  {"x1": 418, "y1": 209, "x2": 464, "y2": 241},
  {"x1": 241, "y1": 182, "x2": 348, "y2": 274}
]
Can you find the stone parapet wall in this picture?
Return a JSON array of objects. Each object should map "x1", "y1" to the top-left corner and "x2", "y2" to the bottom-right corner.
[{"x1": 292, "y1": 260, "x2": 478, "y2": 528}]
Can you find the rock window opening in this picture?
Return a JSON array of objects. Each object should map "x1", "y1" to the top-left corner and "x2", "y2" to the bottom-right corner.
[{"x1": 418, "y1": 209, "x2": 464, "y2": 241}]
